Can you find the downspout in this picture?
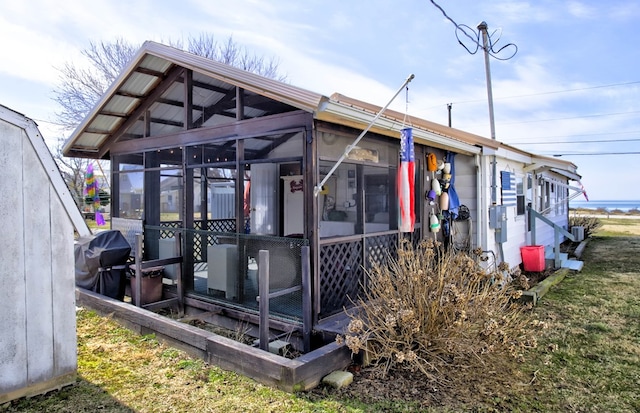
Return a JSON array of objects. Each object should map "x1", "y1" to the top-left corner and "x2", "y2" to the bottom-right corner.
[{"x1": 475, "y1": 153, "x2": 486, "y2": 251}]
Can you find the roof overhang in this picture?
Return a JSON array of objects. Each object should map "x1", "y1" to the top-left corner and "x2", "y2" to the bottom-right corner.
[
  {"x1": 63, "y1": 41, "x2": 326, "y2": 159},
  {"x1": 315, "y1": 96, "x2": 488, "y2": 156}
]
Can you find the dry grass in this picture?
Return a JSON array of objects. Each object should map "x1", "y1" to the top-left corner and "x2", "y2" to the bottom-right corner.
[
  {"x1": 6, "y1": 220, "x2": 640, "y2": 412},
  {"x1": 337, "y1": 239, "x2": 542, "y2": 385}
]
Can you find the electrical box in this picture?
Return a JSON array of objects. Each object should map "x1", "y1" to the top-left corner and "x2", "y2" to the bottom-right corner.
[{"x1": 489, "y1": 205, "x2": 508, "y2": 243}]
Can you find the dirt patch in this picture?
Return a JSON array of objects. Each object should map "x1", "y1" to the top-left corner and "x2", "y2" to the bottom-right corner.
[{"x1": 308, "y1": 356, "x2": 530, "y2": 410}]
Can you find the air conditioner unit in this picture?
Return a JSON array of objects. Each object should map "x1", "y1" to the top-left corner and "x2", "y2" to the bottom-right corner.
[
  {"x1": 571, "y1": 226, "x2": 585, "y2": 242},
  {"x1": 207, "y1": 244, "x2": 238, "y2": 300}
]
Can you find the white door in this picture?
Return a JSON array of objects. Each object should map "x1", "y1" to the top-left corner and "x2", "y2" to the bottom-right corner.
[{"x1": 249, "y1": 163, "x2": 277, "y2": 235}]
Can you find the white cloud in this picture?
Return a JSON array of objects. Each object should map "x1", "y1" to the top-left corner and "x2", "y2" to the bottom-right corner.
[{"x1": 566, "y1": 1, "x2": 597, "y2": 19}]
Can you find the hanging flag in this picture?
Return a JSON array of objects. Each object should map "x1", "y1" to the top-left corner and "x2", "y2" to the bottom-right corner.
[
  {"x1": 578, "y1": 180, "x2": 589, "y2": 201},
  {"x1": 398, "y1": 127, "x2": 415, "y2": 232},
  {"x1": 85, "y1": 163, "x2": 105, "y2": 226}
]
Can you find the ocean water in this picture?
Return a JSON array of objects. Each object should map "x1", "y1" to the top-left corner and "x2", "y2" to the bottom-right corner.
[{"x1": 570, "y1": 200, "x2": 640, "y2": 212}]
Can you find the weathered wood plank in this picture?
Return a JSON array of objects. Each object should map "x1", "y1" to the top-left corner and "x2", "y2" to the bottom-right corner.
[
  {"x1": 288, "y1": 341, "x2": 352, "y2": 391},
  {"x1": 23, "y1": 137, "x2": 55, "y2": 386},
  {"x1": 49, "y1": 193, "x2": 78, "y2": 377},
  {"x1": 77, "y1": 288, "x2": 211, "y2": 351},
  {"x1": 0, "y1": 119, "x2": 28, "y2": 395},
  {"x1": 0, "y1": 372, "x2": 76, "y2": 405}
]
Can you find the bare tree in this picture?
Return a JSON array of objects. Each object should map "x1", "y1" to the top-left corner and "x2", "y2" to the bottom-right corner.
[
  {"x1": 52, "y1": 136, "x2": 89, "y2": 207},
  {"x1": 52, "y1": 34, "x2": 286, "y2": 205},
  {"x1": 53, "y1": 34, "x2": 285, "y2": 130}
]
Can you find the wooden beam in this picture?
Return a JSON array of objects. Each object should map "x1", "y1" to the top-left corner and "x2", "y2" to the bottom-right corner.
[
  {"x1": 184, "y1": 69, "x2": 193, "y2": 130},
  {"x1": 109, "y1": 110, "x2": 313, "y2": 155},
  {"x1": 99, "y1": 65, "x2": 184, "y2": 158}
]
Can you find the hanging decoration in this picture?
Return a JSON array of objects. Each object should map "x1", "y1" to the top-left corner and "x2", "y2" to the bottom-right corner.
[
  {"x1": 429, "y1": 212, "x2": 441, "y2": 232},
  {"x1": 427, "y1": 153, "x2": 438, "y2": 178},
  {"x1": 85, "y1": 162, "x2": 105, "y2": 226},
  {"x1": 432, "y1": 177, "x2": 442, "y2": 196},
  {"x1": 445, "y1": 151, "x2": 461, "y2": 218},
  {"x1": 398, "y1": 127, "x2": 415, "y2": 232},
  {"x1": 440, "y1": 191, "x2": 450, "y2": 211}
]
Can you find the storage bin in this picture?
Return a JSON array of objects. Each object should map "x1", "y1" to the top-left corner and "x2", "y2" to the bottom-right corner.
[
  {"x1": 129, "y1": 265, "x2": 164, "y2": 305},
  {"x1": 520, "y1": 245, "x2": 545, "y2": 272}
]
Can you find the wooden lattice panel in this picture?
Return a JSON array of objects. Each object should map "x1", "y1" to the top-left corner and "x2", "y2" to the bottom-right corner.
[
  {"x1": 365, "y1": 233, "x2": 398, "y2": 271},
  {"x1": 319, "y1": 240, "x2": 364, "y2": 318}
]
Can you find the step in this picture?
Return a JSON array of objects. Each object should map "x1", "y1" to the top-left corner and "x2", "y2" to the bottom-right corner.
[{"x1": 561, "y1": 259, "x2": 583, "y2": 271}]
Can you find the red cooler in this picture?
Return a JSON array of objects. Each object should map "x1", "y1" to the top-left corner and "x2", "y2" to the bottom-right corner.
[{"x1": 520, "y1": 245, "x2": 545, "y2": 272}]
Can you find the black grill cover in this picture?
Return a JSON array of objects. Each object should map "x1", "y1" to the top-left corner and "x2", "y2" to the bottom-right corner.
[{"x1": 75, "y1": 230, "x2": 132, "y2": 300}]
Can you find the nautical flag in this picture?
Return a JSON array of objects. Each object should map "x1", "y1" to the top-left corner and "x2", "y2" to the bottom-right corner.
[
  {"x1": 398, "y1": 127, "x2": 415, "y2": 232},
  {"x1": 500, "y1": 171, "x2": 517, "y2": 206},
  {"x1": 578, "y1": 180, "x2": 589, "y2": 201}
]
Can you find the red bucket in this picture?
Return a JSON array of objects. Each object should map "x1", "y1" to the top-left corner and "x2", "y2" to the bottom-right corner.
[{"x1": 520, "y1": 245, "x2": 545, "y2": 272}]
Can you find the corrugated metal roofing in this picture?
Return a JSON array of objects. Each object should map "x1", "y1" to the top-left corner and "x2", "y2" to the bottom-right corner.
[{"x1": 62, "y1": 41, "x2": 577, "y2": 175}]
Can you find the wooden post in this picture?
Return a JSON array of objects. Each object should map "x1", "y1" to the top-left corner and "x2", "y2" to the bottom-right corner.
[
  {"x1": 301, "y1": 246, "x2": 312, "y2": 353},
  {"x1": 174, "y1": 232, "x2": 184, "y2": 316},
  {"x1": 258, "y1": 250, "x2": 269, "y2": 351},
  {"x1": 134, "y1": 233, "x2": 143, "y2": 307}
]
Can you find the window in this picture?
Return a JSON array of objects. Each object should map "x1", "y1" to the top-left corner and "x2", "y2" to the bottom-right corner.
[{"x1": 516, "y1": 175, "x2": 525, "y2": 216}]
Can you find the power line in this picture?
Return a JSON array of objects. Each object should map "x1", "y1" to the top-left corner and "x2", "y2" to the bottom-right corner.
[
  {"x1": 549, "y1": 152, "x2": 640, "y2": 156},
  {"x1": 509, "y1": 137, "x2": 640, "y2": 145},
  {"x1": 497, "y1": 109, "x2": 640, "y2": 125},
  {"x1": 429, "y1": 0, "x2": 517, "y2": 60},
  {"x1": 419, "y1": 81, "x2": 640, "y2": 112},
  {"x1": 508, "y1": 130, "x2": 640, "y2": 140},
  {"x1": 450, "y1": 80, "x2": 640, "y2": 106}
]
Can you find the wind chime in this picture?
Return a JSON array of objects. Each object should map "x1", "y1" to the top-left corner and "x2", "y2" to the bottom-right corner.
[{"x1": 85, "y1": 162, "x2": 106, "y2": 226}]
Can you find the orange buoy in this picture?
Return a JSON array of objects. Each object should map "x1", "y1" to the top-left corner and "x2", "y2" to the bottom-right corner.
[{"x1": 427, "y1": 153, "x2": 438, "y2": 172}]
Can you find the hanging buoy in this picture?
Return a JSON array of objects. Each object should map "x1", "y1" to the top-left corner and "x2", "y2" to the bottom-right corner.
[
  {"x1": 426, "y1": 189, "x2": 437, "y2": 205},
  {"x1": 443, "y1": 162, "x2": 451, "y2": 174},
  {"x1": 429, "y1": 212, "x2": 441, "y2": 232},
  {"x1": 440, "y1": 191, "x2": 449, "y2": 211},
  {"x1": 441, "y1": 173, "x2": 451, "y2": 189},
  {"x1": 432, "y1": 178, "x2": 442, "y2": 196},
  {"x1": 427, "y1": 153, "x2": 438, "y2": 172}
]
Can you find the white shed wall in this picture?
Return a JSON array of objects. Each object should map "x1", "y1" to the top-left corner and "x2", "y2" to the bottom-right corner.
[{"x1": 0, "y1": 114, "x2": 77, "y2": 402}]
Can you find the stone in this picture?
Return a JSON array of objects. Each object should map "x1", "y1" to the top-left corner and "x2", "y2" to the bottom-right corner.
[{"x1": 322, "y1": 370, "x2": 353, "y2": 389}]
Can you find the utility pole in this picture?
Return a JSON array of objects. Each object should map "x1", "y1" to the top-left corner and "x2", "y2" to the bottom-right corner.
[{"x1": 477, "y1": 21, "x2": 498, "y2": 207}]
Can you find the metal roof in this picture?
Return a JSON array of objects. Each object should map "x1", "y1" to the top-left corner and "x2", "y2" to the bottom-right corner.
[{"x1": 62, "y1": 41, "x2": 578, "y2": 176}]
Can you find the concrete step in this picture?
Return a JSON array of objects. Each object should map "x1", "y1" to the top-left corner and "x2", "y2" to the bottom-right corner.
[{"x1": 562, "y1": 259, "x2": 583, "y2": 271}]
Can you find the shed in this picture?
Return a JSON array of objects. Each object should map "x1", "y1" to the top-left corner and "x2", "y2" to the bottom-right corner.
[{"x1": 0, "y1": 105, "x2": 90, "y2": 403}]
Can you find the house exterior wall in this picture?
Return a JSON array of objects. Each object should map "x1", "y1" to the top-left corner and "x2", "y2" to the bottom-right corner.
[
  {"x1": 484, "y1": 155, "x2": 571, "y2": 269},
  {"x1": 0, "y1": 113, "x2": 77, "y2": 403}
]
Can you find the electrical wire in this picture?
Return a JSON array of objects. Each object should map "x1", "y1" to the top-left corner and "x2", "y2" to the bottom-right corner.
[
  {"x1": 440, "y1": 80, "x2": 640, "y2": 107},
  {"x1": 509, "y1": 137, "x2": 640, "y2": 145},
  {"x1": 508, "y1": 130, "x2": 640, "y2": 141},
  {"x1": 429, "y1": 0, "x2": 517, "y2": 60},
  {"x1": 550, "y1": 151, "x2": 640, "y2": 156},
  {"x1": 497, "y1": 109, "x2": 640, "y2": 125}
]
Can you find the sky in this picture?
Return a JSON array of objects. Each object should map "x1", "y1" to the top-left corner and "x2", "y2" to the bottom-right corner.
[{"x1": 1, "y1": 0, "x2": 639, "y2": 202}]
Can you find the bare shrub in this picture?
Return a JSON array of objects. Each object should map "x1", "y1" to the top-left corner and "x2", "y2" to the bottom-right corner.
[
  {"x1": 338, "y1": 239, "x2": 542, "y2": 383},
  {"x1": 569, "y1": 214, "x2": 602, "y2": 238}
]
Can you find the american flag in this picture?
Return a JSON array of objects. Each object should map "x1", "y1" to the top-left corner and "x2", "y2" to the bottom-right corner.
[{"x1": 398, "y1": 127, "x2": 415, "y2": 232}]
